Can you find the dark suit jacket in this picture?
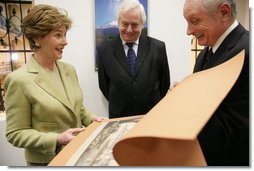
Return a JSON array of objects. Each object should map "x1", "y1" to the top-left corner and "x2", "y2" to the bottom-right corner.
[
  {"x1": 194, "y1": 24, "x2": 249, "y2": 166},
  {"x1": 98, "y1": 35, "x2": 170, "y2": 118}
]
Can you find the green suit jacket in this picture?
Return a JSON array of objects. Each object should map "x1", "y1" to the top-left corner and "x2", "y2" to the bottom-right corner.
[{"x1": 4, "y1": 57, "x2": 94, "y2": 164}]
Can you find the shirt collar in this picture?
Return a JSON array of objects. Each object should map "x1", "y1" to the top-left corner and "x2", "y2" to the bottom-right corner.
[
  {"x1": 212, "y1": 20, "x2": 238, "y2": 53},
  {"x1": 121, "y1": 37, "x2": 139, "y2": 46}
]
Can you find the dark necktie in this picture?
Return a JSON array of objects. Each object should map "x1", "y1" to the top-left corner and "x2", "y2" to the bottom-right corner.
[
  {"x1": 126, "y1": 43, "x2": 136, "y2": 76},
  {"x1": 202, "y1": 47, "x2": 213, "y2": 69}
]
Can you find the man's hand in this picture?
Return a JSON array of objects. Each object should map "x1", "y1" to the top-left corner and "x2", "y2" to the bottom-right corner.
[{"x1": 168, "y1": 81, "x2": 179, "y2": 93}]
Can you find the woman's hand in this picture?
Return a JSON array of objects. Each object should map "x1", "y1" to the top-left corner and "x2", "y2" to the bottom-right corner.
[
  {"x1": 57, "y1": 128, "x2": 85, "y2": 146},
  {"x1": 92, "y1": 116, "x2": 108, "y2": 122}
]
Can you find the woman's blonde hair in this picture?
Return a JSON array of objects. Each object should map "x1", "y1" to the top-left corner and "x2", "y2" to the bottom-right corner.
[{"x1": 21, "y1": 4, "x2": 72, "y2": 51}]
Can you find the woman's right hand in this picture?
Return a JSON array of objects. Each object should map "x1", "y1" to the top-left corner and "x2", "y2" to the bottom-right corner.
[{"x1": 56, "y1": 128, "x2": 85, "y2": 146}]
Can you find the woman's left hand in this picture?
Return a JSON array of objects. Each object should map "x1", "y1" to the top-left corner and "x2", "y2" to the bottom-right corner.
[{"x1": 92, "y1": 117, "x2": 108, "y2": 122}]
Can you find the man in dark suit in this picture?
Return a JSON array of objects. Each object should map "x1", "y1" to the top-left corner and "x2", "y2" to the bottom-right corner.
[
  {"x1": 98, "y1": 0, "x2": 170, "y2": 118},
  {"x1": 183, "y1": 0, "x2": 249, "y2": 166}
]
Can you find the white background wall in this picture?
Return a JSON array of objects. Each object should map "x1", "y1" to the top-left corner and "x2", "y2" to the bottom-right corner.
[{"x1": 34, "y1": 0, "x2": 191, "y2": 118}]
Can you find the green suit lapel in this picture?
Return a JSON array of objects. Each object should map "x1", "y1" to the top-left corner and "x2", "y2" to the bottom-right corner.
[
  {"x1": 27, "y1": 57, "x2": 75, "y2": 114},
  {"x1": 56, "y1": 62, "x2": 76, "y2": 109}
]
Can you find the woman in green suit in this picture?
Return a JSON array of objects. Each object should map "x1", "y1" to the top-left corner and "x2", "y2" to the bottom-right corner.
[{"x1": 4, "y1": 4, "x2": 104, "y2": 166}]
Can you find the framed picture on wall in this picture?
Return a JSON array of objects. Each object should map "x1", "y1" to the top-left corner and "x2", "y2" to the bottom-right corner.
[{"x1": 94, "y1": 0, "x2": 148, "y2": 70}]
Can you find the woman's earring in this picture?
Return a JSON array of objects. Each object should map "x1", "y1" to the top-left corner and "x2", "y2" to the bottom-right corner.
[{"x1": 35, "y1": 42, "x2": 40, "y2": 47}]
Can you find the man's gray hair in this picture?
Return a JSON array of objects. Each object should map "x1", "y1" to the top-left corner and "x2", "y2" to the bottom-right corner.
[
  {"x1": 117, "y1": 0, "x2": 146, "y2": 25},
  {"x1": 202, "y1": 0, "x2": 237, "y2": 17}
]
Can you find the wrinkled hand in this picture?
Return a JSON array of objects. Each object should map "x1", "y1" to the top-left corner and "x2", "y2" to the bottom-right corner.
[
  {"x1": 168, "y1": 81, "x2": 179, "y2": 93},
  {"x1": 57, "y1": 128, "x2": 85, "y2": 146}
]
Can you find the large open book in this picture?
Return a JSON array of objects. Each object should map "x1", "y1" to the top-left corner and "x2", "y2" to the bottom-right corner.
[{"x1": 48, "y1": 50, "x2": 245, "y2": 166}]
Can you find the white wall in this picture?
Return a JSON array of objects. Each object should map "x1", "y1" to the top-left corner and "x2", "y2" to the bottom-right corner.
[
  {"x1": 236, "y1": 0, "x2": 249, "y2": 30},
  {"x1": 148, "y1": 0, "x2": 191, "y2": 81},
  {"x1": 34, "y1": 0, "x2": 191, "y2": 118}
]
